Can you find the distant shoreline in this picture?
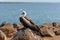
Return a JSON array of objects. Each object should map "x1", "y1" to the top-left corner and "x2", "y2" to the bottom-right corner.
[
  {"x1": 0, "y1": 2, "x2": 28, "y2": 4},
  {"x1": 0, "y1": 2, "x2": 60, "y2": 4}
]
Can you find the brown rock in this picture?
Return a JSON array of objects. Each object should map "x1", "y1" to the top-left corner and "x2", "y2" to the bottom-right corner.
[
  {"x1": 12, "y1": 28, "x2": 42, "y2": 40},
  {"x1": 0, "y1": 30, "x2": 8, "y2": 40},
  {"x1": 34, "y1": 34, "x2": 42, "y2": 40},
  {"x1": 0, "y1": 21, "x2": 9, "y2": 27},
  {"x1": 43, "y1": 35, "x2": 60, "y2": 40},
  {"x1": 53, "y1": 28, "x2": 60, "y2": 35},
  {"x1": 40, "y1": 23, "x2": 53, "y2": 28},
  {"x1": 52, "y1": 22, "x2": 60, "y2": 28},
  {"x1": 0, "y1": 23, "x2": 17, "y2": 38},
  {"x1": 39, "y1": 22, "x2": 60, "y2": 36},
  {"x1": 52, "y1": 22, "x2": 60, "y2": 35},
  {"x1": 55, "y1": 30, "x2": 60, "y2": 35},
  {"x1": 39, "y1": 24, "x2": 55, "y2": 37},
  {"x1": 13, "y1": 23, "x2": 24, "y2": 31}
]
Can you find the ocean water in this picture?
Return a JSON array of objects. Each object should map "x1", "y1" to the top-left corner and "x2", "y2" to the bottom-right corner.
[{"x1": 0, "y1": 3, "x2": 60, "y2": 25}]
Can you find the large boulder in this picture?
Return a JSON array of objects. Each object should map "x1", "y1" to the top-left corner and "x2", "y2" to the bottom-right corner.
[
  {"x1": 52, "y1": 22, "x2": 60, "y2": 35},
  {"x1": 0, "y1": 30, "x2": 8, "y2": 40},
  {"x1": 53, "y1": 28, "x2": 60, "y2": 35},
  {"x1": 39, "y1": 23, "x2": 55, "y2": 37},
  {"x1": 55, "y1": 30, "x2": 60, "y2": 35},
  {"x1": 0, "y1": 23, "x2": 17, "y2": 38},
  {"x1": 12, "y1": 28, "x2": 42, "y2": 40}
]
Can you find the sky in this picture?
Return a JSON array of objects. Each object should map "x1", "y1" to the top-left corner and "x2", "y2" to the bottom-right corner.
[{"x1": 0, "y1": 0, "x2": 60, "y2": 2}]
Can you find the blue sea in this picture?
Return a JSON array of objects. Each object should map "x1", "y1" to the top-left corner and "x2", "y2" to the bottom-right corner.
[{"x1": 0, "y1": 2, "x2": 60, "y2": 25}]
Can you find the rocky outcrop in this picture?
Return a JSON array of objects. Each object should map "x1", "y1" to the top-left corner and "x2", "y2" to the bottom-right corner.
[{"x1": 1, "y1": 21, "x2": 60, "y2": 40}]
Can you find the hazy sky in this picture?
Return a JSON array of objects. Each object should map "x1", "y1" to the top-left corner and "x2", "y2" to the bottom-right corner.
[{"x1": 0, "y1": 0, "x2": 60, "y2": 2}]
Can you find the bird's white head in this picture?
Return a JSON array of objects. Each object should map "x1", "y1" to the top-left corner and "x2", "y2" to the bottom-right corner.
[{"x1": 22, "y1": 10, "x2": 27, "y2": 16}]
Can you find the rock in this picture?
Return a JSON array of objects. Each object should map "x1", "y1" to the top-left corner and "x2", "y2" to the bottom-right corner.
[
  {"x1": 40, "y1": 23, "x2": 53, "y2": 28},
  {"x1": 13, "y1": 23, "x2": 24, "y2": 31},
  {"x1": 0, "y1": 21, "x2": 8, "y2": 27},
  {"x1": 39, "y1": 22, "x2": 60, "y2": 36},
  {"x1": 52, "y1": 22, "x2": 60, "y2": 35},
  {"x1": 0, "y1": 30, "x2": 8, "y2": 40},
  {"x1": 42, "y1": 35, "x2": 60, "y2": 40},
  {"x1": 0, "y1": 23, "x2": 17, "y2": 38},
  {"x1": 52, "y1": 22, "x2": 60, "y2": 28},
  {"x1": 34, "y1": 34, "x2": 42, "y2": 40},
  {"x1": 12, "y1": 28, "x2": 35, "y2": 40},
  {"x1": 55, "y1": 30, "x2": 60, "y2": 35},
  {"x1": 53, "y1": 28, "x2": 60, "y2": 35},
  {"x1": 12, "y1": 28, "x2": 42, "y2": 40},
  {"x1": 39, "y1": 24, "x2": 55, "y2": 37}
]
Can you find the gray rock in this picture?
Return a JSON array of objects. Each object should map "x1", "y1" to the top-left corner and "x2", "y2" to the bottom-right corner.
[{"x1": 12, "y1": 28, "x2": 42, "y2": 40}]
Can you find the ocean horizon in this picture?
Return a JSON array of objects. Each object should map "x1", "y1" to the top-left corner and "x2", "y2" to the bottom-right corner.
[{"x1": 0, "y1": 2, "x2": 60, "y2": 25}]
